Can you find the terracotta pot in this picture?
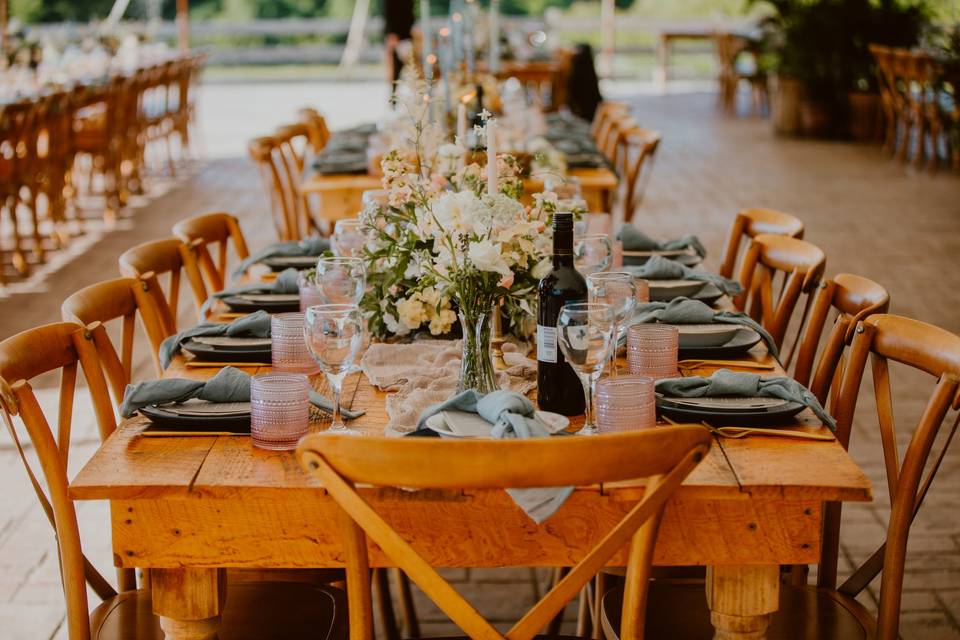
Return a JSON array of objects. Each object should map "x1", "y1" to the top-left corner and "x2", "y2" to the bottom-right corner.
[
  {"x1": 770, "y1": 75, "x2": 803, "y2": 136},
  {"x1": 848, "y1": 91, "x2": 881, "y2": 142}
]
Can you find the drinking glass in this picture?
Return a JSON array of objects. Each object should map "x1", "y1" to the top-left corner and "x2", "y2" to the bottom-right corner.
[
  {"x1": 272, "y1": 312, "x2": 320, "y2": 374},
  {"x1": 595, "y1": 375, "x2": 656, "y2": 433},
  {"x1": 297, "y1": 271, "x2": 325, "y2": 312},
  {"x1": 587, "y1": 272, "x2": 639, "y2": 378},
  {"x1": 250, "y1": 373, "x2": 311, "y2": 450},
  {"x1": 626, "y1": 324, "x2": 680, "y2": 380},
  {"x1": 315, "y1": 256, "x2": 366, "y2": 304},
  {"x1": 556, "y1": 302, "x2": 615, "y2": 436},
  {"x1": 544, "y1": 175, "x2": 582, "y2": 200},
  {"x1": 304, "y1": 304, "x2": 365, "y2": 434},
  {"x1": 574, "y1": 234, "x2": 612, "y2": 276},
  {"x1": 332, "y1": 219, "x2": 367, "y2": 257}
]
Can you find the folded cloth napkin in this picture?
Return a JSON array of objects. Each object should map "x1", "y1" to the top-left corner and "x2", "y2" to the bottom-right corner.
[
  {"x1": 655, "y1": 369, "x2": 836, "y2": 431},
  {"x1": 414, "y1": 389, "x2": 573, "y2": 524},
  {"x1": 619, "y1": 225, "x2": 707, "y2": 264},
  {"x1": 627, "y1": 298, "x2": 779, "y2": 359},
  {"x1": 201, "y1": 268, "x2": 300, "y2": 315},
  {"x1": 120, "y1": 366, "x2": 364, "y2": 420},
  {"x1": 233, "y1": 237, "x2": 330, "y2": 277},
  {"x1": 159, "y1": 310, "x2": 272, "y2": 369},
  {"x1": 623, "y1": 255, "x2": 743, "y2": 296}
]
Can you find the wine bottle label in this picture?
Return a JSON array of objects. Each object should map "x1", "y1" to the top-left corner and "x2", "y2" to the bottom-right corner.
[{"x1": 537, "y1": 325, "x2": 557, "y2": 363}]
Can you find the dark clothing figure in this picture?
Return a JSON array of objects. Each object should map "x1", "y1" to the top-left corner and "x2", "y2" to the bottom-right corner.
[
  {"x1": 566, "y1": 43, "x2": 604, "y2": 121},
  {"x1": 384, "y1": 0, "x2": 415, "y2": 86}
]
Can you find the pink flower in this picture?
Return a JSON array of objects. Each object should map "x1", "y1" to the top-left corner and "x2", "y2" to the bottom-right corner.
[{"x1": 498, "y1": 272, "x2": 515, "y2": 288}]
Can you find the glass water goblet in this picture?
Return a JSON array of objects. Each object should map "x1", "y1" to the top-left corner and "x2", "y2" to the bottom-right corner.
[
  {"x1": 304, "y1": 304, "x2": 365, "y2": 435},
  {"x1": 587, "y1": 272, "x2": 639, "y2": 378},
  {"x1": 556, "y1": 302, "x2": 615, "y2": 436},
  {"x1": 315, "y1": 256, "x2": 366, "y2": 305},
  {"x1": 574, "y1": 234, "x2": 613, "y2": 276},
  {"x1": 332, "y1": 219, "x2": 367, "y2": 257}
]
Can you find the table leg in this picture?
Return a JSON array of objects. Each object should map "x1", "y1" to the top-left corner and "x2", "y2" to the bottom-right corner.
[
  {"x1": 655, "y1": 35, "x2": 669, "y2": 94},
  {"x1": 151, "y1": 568, "x2": 226, "y2": 640},
  {"x1": 705, "y1": 565, "x2": 779, "y2": 640}
]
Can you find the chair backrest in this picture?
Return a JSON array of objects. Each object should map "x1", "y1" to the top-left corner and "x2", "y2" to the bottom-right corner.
[
  {"x1": 61, "y1": 277, "x2": 175, "y2": 397},
  {"x1": 719, "y1": 207, "x2": 805, "y2": 279},
  {"x1": 172, "y1": 211, "x2": 251, "y2": 293},
  {"x1": 248, "y1": 135, "x2": 302, "y2": 241},
  {"x1": 297, "y1": 428, "x2": 711, "y2": 640},
  {"x1": 822, "y1": 314, "x2": 960, "y2": 639},
  {"x1": 298, "y1": 107, "x2": 331, "y2": 153},
  {"x1": 620, "y1": 127, "x2": 662, "y2": 222},
  {"x1": 118, "y1": 237, "x2": 209, "y2": 322},
  {"x1": 0, "y1": 322, "x2": 122, "y2": 640},
  {"x1": 734, "y1": 233, "x2": 826, "y2": 355},
  {"x1": 791, "y1": 273, "x2": 890, "y2": 404},
  {"x1": 591, "y1": 101, "x2": 629, "y2": 142}
]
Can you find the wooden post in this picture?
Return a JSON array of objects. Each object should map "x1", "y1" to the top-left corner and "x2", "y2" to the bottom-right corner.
[
  {"x1": 176, "y1": 0, "x2": 189, "y2": 54},
  {"x1": 706, "y1": 565, "x2": 780, "y2": 640},
  {"x1": 152, "y1": 567, "x2": 226, "y2": 640},
  {"x1": 599, "y1": 0, "x2": 615, "y2": 79}
]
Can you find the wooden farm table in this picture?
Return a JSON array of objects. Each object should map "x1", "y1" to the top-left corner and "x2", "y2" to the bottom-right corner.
[
  {"x1": 300, "y1": 166, "x2": 618, "y2": 222},
  {"x1": 70, "y1": 335, "x2": 871, "y2": 639}
]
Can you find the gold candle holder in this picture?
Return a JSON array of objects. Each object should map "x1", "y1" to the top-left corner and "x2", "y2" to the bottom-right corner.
[{"x1": 490, "y1": 298, "x2": 508, "y2": 370}]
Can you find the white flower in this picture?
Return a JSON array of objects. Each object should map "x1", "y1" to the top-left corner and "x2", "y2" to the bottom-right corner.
[
  {"x1": 468, "y1": 239, "x2": 511, "y2": 277},
  {"x1": 431, "y1": 190, "x2": 485, "y2": 237},
  {"x1": 532, "y1": 257, "x2": 552, "y2": 279},
  {"x1": 396, "y1": 296, "x2": 428, "y2": 330},
  {"x1": 383, "y1": 312, "x2": 411, "y2": 336}
]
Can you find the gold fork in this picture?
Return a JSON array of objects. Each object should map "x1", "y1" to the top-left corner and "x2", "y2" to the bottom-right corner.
[
  {"x1": 662, "y1": 415, "x2": 834, "y2": 441},
  {"x1": 678, "y1": 359, "x2": 774, "y2": 371}
]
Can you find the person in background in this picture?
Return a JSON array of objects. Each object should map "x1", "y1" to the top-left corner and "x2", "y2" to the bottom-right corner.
[{"x1": 384, "y1": 0, "x2": 415, "y2": 93}]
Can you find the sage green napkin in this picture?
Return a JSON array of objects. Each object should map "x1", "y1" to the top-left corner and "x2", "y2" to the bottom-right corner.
[
  {"x1": 159, "y1": 310, "x2": 272, "y2": 369},
  {"x1": 619, "y1": 225, "x2": 707, "y2": 262},
  {"x1": 120, "y1": 366, "x2": 364, "y2": 420},
  {"x1": 623, "y1": 255, "x2": 743, "y2": 296},
  {"x1": 200, "y1": 267, "x2": 300, "y2": 315},
  {"x1": 233, "y1": 237, "x2": 330, "y2": 277},
  {"x1": 415, "y1": 389, "x2": 573, "y2": 523},
  {"x1": 655, "y1": 369, "x2": 835, "y2": 431},
  {"x1": 627, "y1": 298, "x2": 779, "y2": 359}
]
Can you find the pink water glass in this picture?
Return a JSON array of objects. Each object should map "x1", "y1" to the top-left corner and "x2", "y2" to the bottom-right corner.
[
  {"x1": 251, "y1": 372, "x2": 311, "y2": 450},
  {"x1": 626, "y1": 324, "x2": 679, "y2": 380},
  {"x1": 271, "y1": 313, "x2": 320, "y2": 374},
  {"x1": 298, "y1": 272, "x2": 324, "y2": 312},
  {"x1": 635, "y1": 279, "x2": 650, "y2": 303},
  {"x1": 595, "y1": 375, "x2": 656, "y2": 433}
]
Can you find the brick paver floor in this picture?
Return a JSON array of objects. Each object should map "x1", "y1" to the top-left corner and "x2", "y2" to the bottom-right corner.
[{"x1": 0, "y1": 82, "x2": 958, "y2": 638}]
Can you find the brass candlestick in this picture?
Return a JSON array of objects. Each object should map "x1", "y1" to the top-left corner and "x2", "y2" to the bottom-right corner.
[{"x1": 490, "y1": 298, "x2": 508, "y2": 370}]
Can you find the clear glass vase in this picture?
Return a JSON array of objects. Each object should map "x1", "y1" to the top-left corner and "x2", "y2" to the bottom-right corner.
[{"x1": 456, "y1": 304, "x2": 499, "y2": 395}]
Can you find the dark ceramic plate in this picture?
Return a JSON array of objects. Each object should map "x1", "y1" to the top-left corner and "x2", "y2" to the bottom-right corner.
[
  {"x1": 655, "y1": 396, "x2": 804, "y2": 427},
  {"x1": 139, "y1": 404, "x2": 251, "y2": 432},
  {"x1": 221, "y1": 293, "x2": 301, "y2": 313},
  {"x1": 691, "y1": 282, "x2": 724, "y2": 306},
  {"x1": 677, "y1": 327, "x2": 763, "y2": 360},
  {"x1": 260, "y1": 255, "x2": 318, "y2": 271},
  {"x1": 181, "y1": 338, "x2": 272, "y2": 364}
]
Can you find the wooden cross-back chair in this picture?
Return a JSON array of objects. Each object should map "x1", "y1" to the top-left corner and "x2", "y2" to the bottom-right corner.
[
  {"x1": 619, "y1": 127, "x2": 662, "y2": 223},
  {"x1": 248, "y1": 135, "x2": 303, "y2": 241},
  {"x1": 172, "y1": 211, "x2": 251, "y2": 293},
  {"x1": 734, "y1": 233, "x2": 826, "y2": 360},
  {"x1": 298, "y1": 107, "x2": 332, "y2": 153},
  {"x1": 118, "y1": 237, "x2": 209, "y2": 322},
  {"x1": 591, "y1": 101, "x2": 629, "y2": 144},
  {"x1": 792, "y1": 273, "x2": 890, "y2": 406},
  {"x1": 273, "y1": 123, "x2": 325, "y2": 237},
  {"x1": 0, "y1": 322, "x2": 349, "y2": 640},
  {"x1": 61, "y1": 276, "x2": 174, "y2": 393},
  {"x1": 718, "y1": 208, "x2": 805, "y2": 279},
  {"x1": 812, "y1": 314, "x2": 960, "y2": 639},
  {"x1": 869, "y1": 44, "x2": 900, "y2": 156},
  {"x1": 297, "y1": 428, "x2": 711, "y2": 640}
]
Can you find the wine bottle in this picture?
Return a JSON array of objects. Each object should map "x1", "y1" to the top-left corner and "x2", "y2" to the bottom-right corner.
[{"x1": 537, "y1": 212, "x2": 587, "y2": 416}]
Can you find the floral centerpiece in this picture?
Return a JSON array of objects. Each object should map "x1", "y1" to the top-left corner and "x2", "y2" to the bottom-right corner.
[{"x1": 360, "y1": 72, "x2": 554, "y2": 392}]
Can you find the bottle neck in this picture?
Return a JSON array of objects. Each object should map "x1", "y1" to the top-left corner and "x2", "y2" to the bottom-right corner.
[{"x1": 553, "y1": 229, "x2": 574, "y2": 267}]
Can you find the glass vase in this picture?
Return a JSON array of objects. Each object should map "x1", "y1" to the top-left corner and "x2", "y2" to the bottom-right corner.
[{"x1": 456, "y1": 304, "x2": 499, "y2": 395}]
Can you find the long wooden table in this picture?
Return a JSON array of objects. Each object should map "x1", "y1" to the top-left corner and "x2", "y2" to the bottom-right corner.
[
  {"x1": 70, "y1": 333, "x2": 871, "y2": 639},
  {"x1": 300, "y1": 166, "x2": 619, "y2": 222}
]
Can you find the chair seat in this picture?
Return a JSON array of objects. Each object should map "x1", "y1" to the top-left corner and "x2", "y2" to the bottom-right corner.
[
  {"x1": 601, "y1": 581, "x2": 880, "y2": 640},
  {"x1": 90, "y1": 581, "x2": 347, "y2": 639}
]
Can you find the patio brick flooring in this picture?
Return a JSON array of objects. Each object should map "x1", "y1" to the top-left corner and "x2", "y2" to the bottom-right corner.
[{"x1": 0, "y1": 82, "x2": 958, "y2": 639}]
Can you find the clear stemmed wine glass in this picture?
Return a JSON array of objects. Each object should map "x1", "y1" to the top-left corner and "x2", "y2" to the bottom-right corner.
[
  {"x1": 556, "y1": 302, "x2": 615, "y2": 436},
  {"x1": 587, "y1": 272, "x2": 639, "y2": 378},
  {"x1": 315, "y1": 256, "x2": 366, "y2": 304},
  {"x1": 574, "y1": 234, "x2": 613, "y2": 276},
  {"x1": 304, "y1": 304, "x2": 365, "y2": 435},
  {"x1": 332, "y1": 219, "x2": 367, "y2": 257}
]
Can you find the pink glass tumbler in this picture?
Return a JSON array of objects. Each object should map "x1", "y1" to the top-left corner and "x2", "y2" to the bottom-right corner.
[{"x1": 251, "y1": 372, "x2": 310, "y2": 450}]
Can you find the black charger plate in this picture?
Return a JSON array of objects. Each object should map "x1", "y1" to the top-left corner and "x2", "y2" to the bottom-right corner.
[
  {"x1": 221, "y1": 294, "x2": 301, "y2": 313},
  {"x1": 678, "y1": 327, "x2": 763, "y2": 360},
  {"x1": 655, "y1": 396, "x2": 804, "y2": 427},
  {"x1": 181, "y1": 339, "x2": 272, "y2": 364},
  {"x1": 691, "y1": 283, "x2": 724, "y2": 306},
  {"x1": 139, "y1": 404, "x2": 251, "y2": 433},
  {"x1": 260, "y1": 255, "x2": 318, "y2": 271}
]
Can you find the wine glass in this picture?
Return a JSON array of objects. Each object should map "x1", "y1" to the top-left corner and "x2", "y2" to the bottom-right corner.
[
  {"x1": 543, "y1": 175, "x2": 582, "y2": 200},
  {"x1": 315, "y1": 256, "x2": 366, "y2": 304},
  {"x1": 556, "y1": 302, "x2": 615, "y2": 436},
  {"x1": 332, "y1": 219, "x2": 367, "y2": 257},
  {"x1": 304, "y1": 304, "x2": 365, "y2": 435},
  {"x1": 587, "y1": 272, "x2": 639, "y2": 378},
  {"x1": 574, "y1": 234, "x2": 613, "y2": 275}
]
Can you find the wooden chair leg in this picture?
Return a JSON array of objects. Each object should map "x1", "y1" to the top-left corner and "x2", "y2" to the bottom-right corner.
[
  {"x1": 591, "y1": 573, "x2": 607, "y2": 640},
  {"x1": 393, "y1": 569, "x2": 420, "y2": 638},
  {"x1": 576, "y1": 584, "x2": 592, "y2": 637},
  {"x1": 546, "y1": 567, "x2": 570, "y2": 635},
  {"x1": 373, "y1": 568, "x2": 401, "y2": 640}
]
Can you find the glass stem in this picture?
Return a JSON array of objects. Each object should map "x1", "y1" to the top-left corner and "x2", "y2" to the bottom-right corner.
[
  {"x1": 328, "y1": 373, "x2": 344, "y2": 430},
  {"x1": 580, "y1": 372, "x2": 596, "y2": 429},
  {"x1": 609, "y1": 320, "x2": 620, "y2": 378}
]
